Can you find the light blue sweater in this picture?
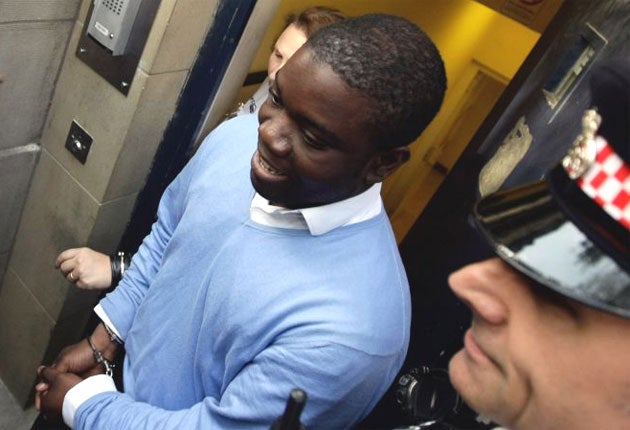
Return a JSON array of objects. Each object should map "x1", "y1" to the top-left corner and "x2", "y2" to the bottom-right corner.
[{"x1": 77, "y1": 114, "x2": 411, "y2": 429}]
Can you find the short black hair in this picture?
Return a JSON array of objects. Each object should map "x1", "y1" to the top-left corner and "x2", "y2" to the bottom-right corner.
[{"x1": 304, "y1": 13, "x2": 447, "y2": 149}]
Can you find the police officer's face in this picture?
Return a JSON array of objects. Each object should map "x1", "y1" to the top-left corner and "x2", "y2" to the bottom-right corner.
[
  {"x1": 448, "y1": 258, "x2": 630, "y2": 430},
  {"x1": 252, "y1": 47, "x2": 407, "y2": 209}
]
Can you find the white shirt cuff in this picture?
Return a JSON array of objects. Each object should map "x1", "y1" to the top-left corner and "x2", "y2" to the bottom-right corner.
[
  {"x1": 94, "y1": 304, "x2": 124, "y2": 341},
  {"x1": 62, "y1": 373, "x2": 117, "y2": 428}
]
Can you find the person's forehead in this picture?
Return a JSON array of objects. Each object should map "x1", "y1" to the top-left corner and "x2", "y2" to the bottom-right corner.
[
  {"x1": 278, "y1": 49, "x2": 357, "y2": 113},
  {"x1": 275, "y1": 23, "x2": 307, "y2": 53},
  {"x1": 277, "y1": 49, "x2": 375, "y2": 145}
]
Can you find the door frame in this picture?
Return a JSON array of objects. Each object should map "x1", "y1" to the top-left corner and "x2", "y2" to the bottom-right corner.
[{"x1": 118, "y1": 0, "x2": 280, "y2": 253}]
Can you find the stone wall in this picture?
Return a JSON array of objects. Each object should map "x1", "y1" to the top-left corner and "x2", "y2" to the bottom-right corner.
[{"x1": 0, "y1": 0, "x2": 221, "y2": 405}]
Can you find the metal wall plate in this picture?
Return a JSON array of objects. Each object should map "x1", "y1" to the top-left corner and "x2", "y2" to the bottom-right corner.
[
  {"x1": 542, "y1": 23, "x2": 607, "y2": 111},
  {"x1": 76, "y1": 0, "x2": 162, "y2": 95},
  {"x1": 65, "y1": 120, "x2": 93, "y2": 164}
]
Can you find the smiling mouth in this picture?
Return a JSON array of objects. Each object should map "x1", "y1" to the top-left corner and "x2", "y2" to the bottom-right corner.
[{"x1": 257, "y1": 152, "x2": 287, "y2": 176}]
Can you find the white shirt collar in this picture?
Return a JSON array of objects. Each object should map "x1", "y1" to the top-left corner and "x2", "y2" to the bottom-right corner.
[{"x1": 250, "y1": 183, "x2": 383, "y2": 235}]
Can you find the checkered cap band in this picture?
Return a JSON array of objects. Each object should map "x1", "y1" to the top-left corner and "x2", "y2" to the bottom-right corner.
[{"x1": 577, "y1": 136, "x2": 630, "y2": 229}]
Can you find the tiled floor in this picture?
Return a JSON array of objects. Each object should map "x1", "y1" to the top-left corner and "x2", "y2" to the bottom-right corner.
[{"x1": 0, "y1": 378, "x2": 38, "y2": 430}]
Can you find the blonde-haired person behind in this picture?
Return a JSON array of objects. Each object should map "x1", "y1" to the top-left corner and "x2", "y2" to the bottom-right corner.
[{"x1": 232, "y1": 5, "x2": 345, "y2": 116}]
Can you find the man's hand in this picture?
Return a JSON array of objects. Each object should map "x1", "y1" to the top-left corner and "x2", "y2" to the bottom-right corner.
[
  {"x1": 35, "y1": 366, "x2": 82, "y2": 423},
  {"x1": 35, "y1": 324, "x2": 119, "y2": 405},
  {"x1": 56, "y1": 323, "x2": 118, "y2": 376},
  {"x1": 53, "y1": 338, "x2": 104, "y2": 377},
  {"x1": 33, "y1": 338, "x2": 102, "y2": 419}
]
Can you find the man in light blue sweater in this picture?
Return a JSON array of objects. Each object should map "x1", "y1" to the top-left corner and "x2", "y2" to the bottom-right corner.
[{"x1": 36, "y1": 14, "x2": 447, "y2": 429}]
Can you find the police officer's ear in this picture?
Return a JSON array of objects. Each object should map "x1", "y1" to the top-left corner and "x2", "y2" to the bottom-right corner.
[{"x1": 366, "y1": 146, "x2": 410, "y2": 184}]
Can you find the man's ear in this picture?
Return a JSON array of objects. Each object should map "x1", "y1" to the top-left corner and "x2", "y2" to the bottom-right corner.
[{"x1": 366, "y1": 146, "x2": 410, "y2": 184}]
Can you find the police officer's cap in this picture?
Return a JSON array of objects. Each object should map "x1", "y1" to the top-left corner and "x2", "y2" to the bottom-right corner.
[{"x1": 473, "y1": 57, "x2": 630, "y2": 318}]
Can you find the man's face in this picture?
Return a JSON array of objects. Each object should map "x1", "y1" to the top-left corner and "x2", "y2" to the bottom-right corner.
[
  {"x1": 251, "y1": 48, "x2": 386, "y2": 209},
  {"x1": 448, "y1": 258, "x2": 630, "y2": 429},
  {"x1": 267, "y1": 23, "x2": 308, "y2": 81}
]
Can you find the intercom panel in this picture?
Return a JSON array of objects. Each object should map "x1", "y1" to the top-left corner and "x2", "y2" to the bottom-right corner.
[
  {"x1": 78, "y1": 0, "x2": 161, "y2": 95},
  {"x1": 87, "y1": 0, "x2": 144, "y2": 56}
]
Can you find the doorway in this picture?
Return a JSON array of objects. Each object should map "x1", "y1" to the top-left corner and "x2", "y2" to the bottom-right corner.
[{"x1": 384, "y1": 62, "x2": 508, "y2": 242}]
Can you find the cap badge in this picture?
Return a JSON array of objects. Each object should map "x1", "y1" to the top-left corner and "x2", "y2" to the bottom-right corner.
[
  {"x1": 562, "y1": 109, "x2": 602, "y2": 179},
  {"x1": 562, "y1": 109, "x2": 630, "y2": 230}
]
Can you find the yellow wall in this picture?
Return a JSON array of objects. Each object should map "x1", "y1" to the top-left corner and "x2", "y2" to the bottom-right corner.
[
  {"x1": 378, "y1": 0, "x2": 540, "y2": 226},
  {"x1": 245, "y1": 0, "x2": 538, "y2": 91}
]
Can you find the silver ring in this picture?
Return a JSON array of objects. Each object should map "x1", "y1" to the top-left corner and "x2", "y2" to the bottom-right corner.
[{"x1": 69, "y1": 272, "x2": 75, "y2": 281}]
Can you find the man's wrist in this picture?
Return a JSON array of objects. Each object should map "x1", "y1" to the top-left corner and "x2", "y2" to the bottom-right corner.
[
  {"x1": 63, "y1": 374, "x2": 117, "y2": 428},
  {"x1": 86, "y1": 335, "x2": 115, "y2": 377},
  {"x1": 91, "y1": 324, "x2": 118, "y2": 360},
  {"x1": 101, "y1": 322, "x2": 123, "y2": 345}
]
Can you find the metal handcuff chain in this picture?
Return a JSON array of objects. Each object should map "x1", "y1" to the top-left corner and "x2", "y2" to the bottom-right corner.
[{"x1": 86, "y1": 335, "x2": 115, "y2": 377}]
